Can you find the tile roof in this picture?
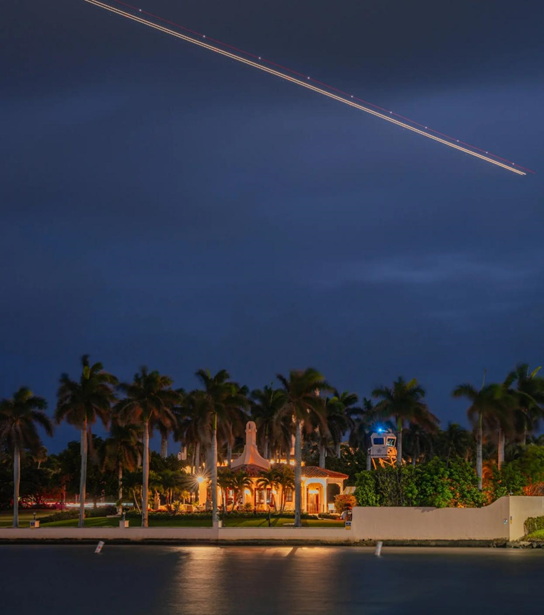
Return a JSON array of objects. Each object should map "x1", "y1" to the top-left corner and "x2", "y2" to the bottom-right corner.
[
  {"x1": 301, "y1": 466, "x2": 349, "y2": 479},
  {"x1": 231, "y1": 463, "x2": 348, "y2": 480}
]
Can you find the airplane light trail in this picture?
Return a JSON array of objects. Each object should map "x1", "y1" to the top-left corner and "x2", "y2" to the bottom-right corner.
[{"x1": 85, "y1": 0, "x2": 531, "y2": 176}]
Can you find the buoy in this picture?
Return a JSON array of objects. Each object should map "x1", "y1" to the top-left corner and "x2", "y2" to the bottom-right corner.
[
  {"x1": 95, "y1": 541, "x2": 105, "y2": 554},
  {"x1": 375, "y1": 541, "x2": 383, "y2": 556}
]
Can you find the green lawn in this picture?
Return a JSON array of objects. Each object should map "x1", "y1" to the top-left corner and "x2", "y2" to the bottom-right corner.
[
  {"x1": 1, "y1": 510, "x2": 343, "y2": 529},
  {"x1": 222, "y1": 517, "x2": 343, "y2": 528},
  {"x1": 42, "y1": 517, "x2": 213, "y2": 528},
  {"x1": 527, "y1": 529, "x2": 544, "y2": 541},
  {"x1": 0, "y1": 510, "x2": 50, "y2": 528}
]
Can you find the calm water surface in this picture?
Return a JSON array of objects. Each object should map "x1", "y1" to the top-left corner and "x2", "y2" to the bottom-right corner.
[{"x1": 1, "y1": 545, "x2": 542, "y2": 614}]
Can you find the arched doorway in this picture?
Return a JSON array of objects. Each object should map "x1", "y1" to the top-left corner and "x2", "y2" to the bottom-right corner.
[{"x1": 306, "y1": 483, "x2": 324, "y2": 514}]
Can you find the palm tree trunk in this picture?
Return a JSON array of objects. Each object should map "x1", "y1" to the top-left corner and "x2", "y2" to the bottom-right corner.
[
  {"x1": 211, "y1": 413, "x2": 219, "y2": 527},
  {"x1": 335, "y1": 442, "x2": 341, "y2": 457},
  {"x1": 477, "y1": 412, "x2": 483, "y2": 490},
  {"x1": 79, "y1": 420, "x2": 88, "y2": 528},
  {"x1": 412, "y1": 434, "x2": 420, "y2": 467},
  {"x1": 118, "y1": 463, "x2": 123, "y2": 515},
  {"x1": 142, "y1": 419, "x2": 150, "y2": 528},
  {"x1": 396, "y1": 417, "x2": 403, "y2": 466},
  {"x1": 498, "y1": 429, "x2": 505, "y2": 470},
  {"x1": 137, "y1": 433, "x2": 142, "y2": 467},
  {"x1": 286, "y1": 446, "x2": 291, "y2": 465},
  {"x1": 319, "y1": 444, "x2": 326, "y2": 469},
  {"x1": 294, "y1": 420, "x2": 302, "y2": 528},
  {"x1": 160, "y1": 434, "x2": 168, "y2": 459},
  {"x1": 226, "y1": 440, "x2": 232, "y2": 468},
  {"x1": 195, "y1": 442, "x2": 201, "y2": 473},
  {"x1": 13, "y1": 445, "x2": 20, "y2": 528},
  {"x1": 264, "y1": 434, "x2": 269, "y2": 460}
]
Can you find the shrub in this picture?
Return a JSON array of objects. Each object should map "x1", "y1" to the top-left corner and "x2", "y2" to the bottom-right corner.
[
  {"x1": 334, "y1": 494, "x2": 356, "y2": 513},
  {"x1": 486, "y1": 462, "x2": 526, "y2": 501},
  {"x1": 39, "y1": 505, "x2": 117, "y2": 523},
  {"x1": 525, "y1": 516, "x2": 544, "y2": 536},
  {"x1": 354, "y1": 459, "x2": 485, "y2": 508},
  {"x1": 354, "y1": 471, "x2": 380, "y2": 506},
  {"x1": 375, "y1": 466, "x2": 418, "y2": 507},
  {"x1": 127, "y1": 511, "x2": 212, "y2": 521},
  {"x1": 447, "y1": 459, "x2": 486, "y2": 508}
]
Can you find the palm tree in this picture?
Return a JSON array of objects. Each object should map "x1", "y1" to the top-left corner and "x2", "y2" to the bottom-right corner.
[
  {"x1": 103, "y1": 420, "x2": 142, "y2": 514},
  {"x1": 503, "y1": 363, "x2": 544, "y2": 444},
  {"x1": 438, "y1": 423, "x2": 474, "y2": 463},
  {"x1": 251, "y1": 385, "x2": 285, "y2": 460},
  {"x1": 0, "y1": 387, "x2": 53, "y2": 528},
  {"x1": 348, "y1": 397, "x2": 382, "y2": 452},
  {"x1": 322, "y1": 390, "x2": 358, "y2": 464},
  {"x1": 217, "y1": 467, "x2": 235, "y2": 512},
  {"x1": 276, "y1": 368, "x2": 332, "y2": 527},
  {"x1": 159, "y1": 470, "x2": 191, "y2": 507},
  {"x1": 116, "y1": 367, "x2": 180, "y2": 527},
  {"x1": 121, "y1": 469, "x2": 143, "y2": 514},
  {"x1": 373, "y1": 377, "x2": 436, "y2": 466},
  {"x1": 452, "y1": 381, "x2": 516, "y2": 488},
  {"x1": 256, "y1": 468, "x2": 280, "y2": 511},
  {"x1": 194, "y1": 369, "x2": 247, "y2": 526},
  {"x1": 55, "y1": 355, "x2": 117, "y2": 528},
  {"x1": 230, "y1": 470, "x2": 253, "y2": 511},
  {"x1": 176, "y1": 390, "x2": 208, "y2": 474},
  {"x1": 404, "y1": 422, "x2": 437, "y2": 465},
  {"x1": 160, "y1": 388, "x2": 186, "y2": 459},
  {"x1": 221, "y1": 384, "x2": 249, "y2": 467},
  {"x1": 274, "y1": 465, "x2": 295, "y2": 512}
]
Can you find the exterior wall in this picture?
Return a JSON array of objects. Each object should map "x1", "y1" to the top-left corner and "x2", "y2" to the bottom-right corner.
[
  {"x1": 2, "y1": 496, "x2": 541, "y2": 544},
  {"x1": 351, "y1": 496, "x2": 544, "y2": 542},
  {"x1": 0, "y1": 527, "x2": 218, "y2": 542},
  {"x1": 0, "y1": 526, "x2": 350, "y2": 543}
]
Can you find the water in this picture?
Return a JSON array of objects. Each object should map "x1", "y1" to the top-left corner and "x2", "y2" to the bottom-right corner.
[{"x1": 1, "y1": 545, "x2": 543, "y2": 614}]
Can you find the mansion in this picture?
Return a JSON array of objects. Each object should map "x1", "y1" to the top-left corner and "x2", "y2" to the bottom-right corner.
[{"x1": 199, "y1": 421, "x2": 348, "y2": 514}]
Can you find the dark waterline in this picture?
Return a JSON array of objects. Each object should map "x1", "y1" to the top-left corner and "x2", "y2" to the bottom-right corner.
[{"x1": 1, "y1": 546, "x2": 543, "y2": 614}]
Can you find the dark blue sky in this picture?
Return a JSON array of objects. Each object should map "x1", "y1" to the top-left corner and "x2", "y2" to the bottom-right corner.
[{"x1": 2, "y1": 0, "x2": 543, "y2": 451}]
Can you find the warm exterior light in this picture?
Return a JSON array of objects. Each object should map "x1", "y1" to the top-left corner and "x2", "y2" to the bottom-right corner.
[{"x1": 196, "y1": 476, "x2": 205, "y2": 484}]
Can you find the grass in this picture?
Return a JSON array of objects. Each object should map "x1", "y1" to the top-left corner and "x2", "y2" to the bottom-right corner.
[
  {"x1": 222, "y1": 517, "x2": 343, "y2": 528},
  {"x1": 527, "y1": 529, "x2": 544, "y2": 541},
  {"x1": 0, "y1": 510, "x2": 50, "y2": 528},
  {"x1": 1, "y1": 510, "x2": 343, "y2": 529},
  {"x1": 43, "y1": 517, "x2": 213, "y2": 528}
]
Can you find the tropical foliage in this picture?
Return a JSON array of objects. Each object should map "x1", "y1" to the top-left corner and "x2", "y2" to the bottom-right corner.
[{"x1": 1, "y1": 359, "x2": 544, "y2": 517}]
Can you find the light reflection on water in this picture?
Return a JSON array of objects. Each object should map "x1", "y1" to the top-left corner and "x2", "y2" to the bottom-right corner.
[{"x1": 1, "y1": 546, "x2": 543, "y2": 614}]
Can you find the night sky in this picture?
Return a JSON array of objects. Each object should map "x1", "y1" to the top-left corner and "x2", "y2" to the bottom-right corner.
[{"x1": 2, "y1": 0, "x2": 543, "y2": 451}]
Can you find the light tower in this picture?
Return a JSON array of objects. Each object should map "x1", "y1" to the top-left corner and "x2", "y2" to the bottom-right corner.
[{"x1": 366, "y1": 429, "x2": 398, "y2": 469}]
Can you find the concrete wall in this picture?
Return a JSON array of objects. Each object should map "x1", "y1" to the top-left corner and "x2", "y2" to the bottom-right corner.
[
  {"x1": 351, "y1": 496, "x2": 544, "y2": 542},
  {"x1": 0, "y1": 526, "x2": 350, "y2": 543},
  {"x1": 1, "y1": 496, "x2": 542, "y2": 544}
]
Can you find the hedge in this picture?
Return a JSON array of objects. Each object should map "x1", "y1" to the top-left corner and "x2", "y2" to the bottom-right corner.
[
  {"x1": 525, "y1": 516, "x2": 544, "y2": 536},
  {"x1": 39, "y1": 505, "x2": 117, "y2": 523},
  {"x1": 355, "y1": 459, "x2": 485, "y2": 508}
]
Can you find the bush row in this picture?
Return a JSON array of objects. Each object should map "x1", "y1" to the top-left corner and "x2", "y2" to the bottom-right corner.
[
  {"x1": 525, "y1": 516, "x2": 544, "y2": 536},
  {"x1": 124, "y1": 511, "x2": 335, "y2": 520},
  {"x1": 39, "y1": 505, "x2": 117, "y2": 523},
  {"x1": 355, "y1": 459, "x2": 486, "y2": 508}
]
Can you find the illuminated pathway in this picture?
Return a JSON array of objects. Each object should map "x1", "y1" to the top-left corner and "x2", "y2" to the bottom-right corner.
[{"x1": 86, "y1": 0, "x2": 532, "y2": 176}]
